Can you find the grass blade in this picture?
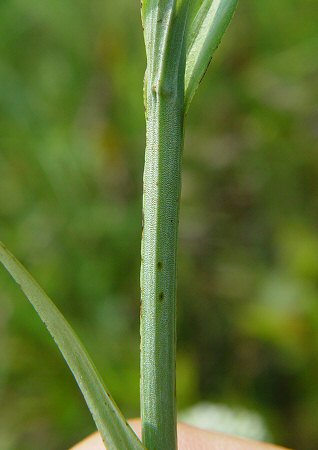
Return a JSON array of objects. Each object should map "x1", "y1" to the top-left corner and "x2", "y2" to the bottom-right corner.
[
  {"x1": 141, "y1": 0, "x2": 178, "y2": 94},
  {"x1": 0, "y1": 241, "x2": 145, "y2": 450},
  {"x1": 185, "y1": 0, "x2": 238, "y2": 109}
]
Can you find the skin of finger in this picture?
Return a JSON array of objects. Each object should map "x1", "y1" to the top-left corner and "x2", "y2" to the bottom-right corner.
[{"x1": 70, "y1": 419, "x2": 290, "y2": 450}]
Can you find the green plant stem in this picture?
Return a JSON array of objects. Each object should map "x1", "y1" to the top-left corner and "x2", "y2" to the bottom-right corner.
[{"x1": 140, "y1": 81, "x2": 185, "y2": 449}]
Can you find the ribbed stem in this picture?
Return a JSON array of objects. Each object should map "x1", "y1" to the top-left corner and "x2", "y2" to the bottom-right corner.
[{"x1": 140, "y1": 86, "x2": 184, "y2": 450}]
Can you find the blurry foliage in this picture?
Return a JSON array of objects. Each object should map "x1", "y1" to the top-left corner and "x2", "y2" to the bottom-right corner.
[{"x1": 0, "y1": 0, "x2": 318, "y2": 449}]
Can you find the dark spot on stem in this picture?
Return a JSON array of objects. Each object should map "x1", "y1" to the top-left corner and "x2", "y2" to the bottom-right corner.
[
  {"x1": 159, "y1": 292, "x2": 164, "y2": 302},
  {"x1": 157, "y1": 261, "x2": 162, "y2": 270}
]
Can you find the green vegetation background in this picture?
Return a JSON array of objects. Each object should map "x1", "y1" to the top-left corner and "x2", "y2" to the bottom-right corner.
[{"x1": 1, "y1": 1, "x2": 318, "y2": 448}]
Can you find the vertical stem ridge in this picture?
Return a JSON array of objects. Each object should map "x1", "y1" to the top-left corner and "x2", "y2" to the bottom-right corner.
[{"x1": 140, "y1": 88, "x2": 184, "y2": 450}]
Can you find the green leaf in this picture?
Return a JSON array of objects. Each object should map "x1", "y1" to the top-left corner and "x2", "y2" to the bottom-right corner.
[
  {"x1": 0, "y1": 241, "x2": 145, "y2": 450},
  {"x1": 141, "y1": 0, "x2": 177, "y2": 76},
  {"x1": 141, "y1": 0, "x2": 191, "y2": 99},
  {"x1": 185, "y1": 0, "x2": 238, "y2": 109}
]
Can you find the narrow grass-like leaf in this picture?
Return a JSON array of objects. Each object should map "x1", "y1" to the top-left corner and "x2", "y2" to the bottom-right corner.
[
  {"x1": 142, "y1": 0, "x2": 178, "y2": 94},
  {"x1": 0, "y1": 241, "x2": 145, "y2": 450},
  {"x1": 185, "y1": 0, "x2": 238, "y2": 109}
]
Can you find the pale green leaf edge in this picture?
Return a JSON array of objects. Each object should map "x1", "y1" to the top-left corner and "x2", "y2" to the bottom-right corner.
[
  {"x1": 0, "y1": 241, "x2": 145, "y2": 450},
  {"x1": 185, "y1": 0, "x2": 238, "y2": 109}
]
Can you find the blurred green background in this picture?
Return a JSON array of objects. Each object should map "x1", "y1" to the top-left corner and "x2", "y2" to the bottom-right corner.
[{"x1": 1, "y1": 0, "x2": 318, "y2": 448}]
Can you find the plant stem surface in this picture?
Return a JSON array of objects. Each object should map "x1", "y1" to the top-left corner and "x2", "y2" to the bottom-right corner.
[{"x1": 140, "y1": 82, "x2": 184, "y2": 449}]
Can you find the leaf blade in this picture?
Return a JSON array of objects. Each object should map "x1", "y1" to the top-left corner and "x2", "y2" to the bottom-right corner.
[
  {"x1": 185, "y1": 0, "x2": 238, "y2": 109},
  {"x1": 0, "y1": 241, "x2": 144, "y2": 450},
  {"x1": 142, "y1": 0, "x2": 178, "y2": 90}
]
